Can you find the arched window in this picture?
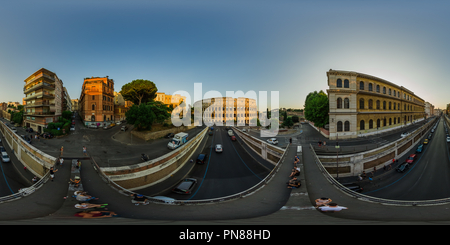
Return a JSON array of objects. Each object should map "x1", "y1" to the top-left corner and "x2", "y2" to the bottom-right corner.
[
  {"x1": 393, "y1": 90, "x2": 396, "y2": 96},
  {"x1": 377, "y1": 119, "x2": 381, "y2": 128},
  {"x1": 368, "y1": 99, "x2": 373, "y2": 109},
  {"x1": 369, "y1": 119, "x2": 373, "y2": 129},
  {"x1": 394, "y1": 103, "x2": 396, "y2": 110},
  {"x1": 394, "y1": 118, "x2": 397, "y2": 124},
  {"x1": 383, "y1": 118, "x2": 387, "y2": 126},
  {"x1": 337, "y1": 97, "x2": 342, "y2": 109},
  {"x1": 398, "y1": 117, "x2": 400, "y2": 123},
  {"x1": 91, "y1": 103, "x2": 95, "y2": 110},
  {"x1": 376, "y1": 85, "x2": 380, "y2": 93},
  {"x1": 360, "y1": 120, "x2": 365, "y2": 130},
  {"x1": 376, "y1": 100, "x2": 380, "y2": 109},
  {"x1": 344, "y1": 79, "x2": 349, "y2": 88},
  {"x1": 389, "y1": 102, "x2": 392, "y2": 110},
  {"x1": 383, "y1": 87, "x2": 386, "y2": 94},
  {"x1": 389, "y1": 118, "x2": 392, "y2": 125},
  {"x1": 368, "y1": 83, "x2": 373, "y2": 91},
  {"x1": 359, "y1": 81, "x2": 364, "y2": 90},
  {"x1": 398, "y1": 103, "x2": 400, "y2": 110},
  {"x1": 337, "y1": 121, "x2": 343, "y2": 132},
  {"x1": 344, "y1": 121, "x2": 350, "y2": 131},
  {"x1": 383, "y1": 101, "x2": 386, "y2": 110},
  {"x1": 344, "y1": 98, "x2": 349, "y2": 108},
  {"x1": 337, "y1": 79, "x2": 342, "y2": 88},
  {"x1": 389, "y1": 88, "x2": 391, "y2": 95},
  {"x1": 359, "y1": 98, "x2": 365, "y2": 109}
]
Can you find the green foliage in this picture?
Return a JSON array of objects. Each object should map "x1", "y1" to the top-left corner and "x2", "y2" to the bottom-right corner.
[
  {"x1": 120, "y1": 79, "x2": 158, "y2": 105},
  {"x1": 304, "y1": 90, "x2": 329, "y2": 128},
  {"x1": 62, "y1": 111, "x2": 72, "y2": 121},
  {"x1": 125, "y1": 101, "x2": 172, "y2": 131},
  {"x1": 282, "y1": 117, "x2": 294, "y2": 128},
  {"x1": 292, "y1": 115, "x2": 299, "y2": 123}
]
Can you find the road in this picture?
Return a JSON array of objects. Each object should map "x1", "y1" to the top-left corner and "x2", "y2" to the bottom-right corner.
[
  {"x1": 154, "y1": 126, "x2": 273, "y2": 200},
  {"x1": 364, "y1": 117, "x2": 450, "y2": 200}
]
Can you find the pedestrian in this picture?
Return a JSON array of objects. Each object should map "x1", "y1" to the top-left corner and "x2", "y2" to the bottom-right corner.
[
  {"x1": 59, "y1": 157, "x2": 64, "y2": 166},
  {"x1": 60, "y1": 146, "x2": 64, "y2": 156},
  {"x1": 76, "y1": 160, "x2": 82, "y2": 169},
  {"x1": 32, "y1": 176, "x2": 38, "y2": 184},
  {"x1": 83, "y1": 146, "x2": 87, "y2": 156},
  {"x1": 49, "y1": 167, "x2": 58, "y2": 181}
]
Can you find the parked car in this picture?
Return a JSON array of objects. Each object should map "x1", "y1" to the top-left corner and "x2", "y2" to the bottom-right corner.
[
  {"x1": 341, "y1": 183, "x2": 363, "y2": 193},
  {"x1": 121, "y1": 125, "x2": 128, "y2": 131},
  {"x1": 400, "y1": 132, "x2": 410, "y2": 137},
  {"x1": 165, "y1": 133, "x2": 174, "y2": 138},
  {"x1": 11, "y1": 127, "x2": 17, "y2": 133},
  {"x1": 416, "y1": 144, "x2": 424, "y2": 153},
  {"x1": 110, "y1": 123, "x2": 116, "y2": 127},
  {"x1": 447, "y1": 137, "x2": 450, "y2": 143},
  {"x1": 88, "y1": 124, "x2": 98, "y2": 129},
  {"x1": 172, "y1": 178, "x2": 197, "y2": 194},
  {"x1": 70, "y1": 125, "x2": 75, "y2": 131},
  {"x1": 215, "y1": 144, "x2": 223, "y2": 153},
  {"x1": 231, "y1": 136, "x2": 236, "y2": 141},
  {"x1": 1, "y1": 152, "x2": 10, "y2": 163},
  {"x1": 423, "y1": 138, "x2": 429, "y2": 145},
  {"x1": 428, "y1": 133, "x2": 432, "y2": 139},
  {"x1": 396, "y1": 162, "x2": 409, "y2": 173},
  {"x1": 267, "y1": 138, "x2": 278, "y2": 145},
  {"x1": 196, "y1": 154, "x2": 208, "y2": 164},
  {"x1": 0, "y1": 146, "x2": 6, "y2": 153},
  {"x1": 406, "y1": 154, "x2": 417, "y2": 164}
]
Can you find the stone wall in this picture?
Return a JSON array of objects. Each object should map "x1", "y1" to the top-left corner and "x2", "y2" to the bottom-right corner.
[{"x1": 131, "y1": 125, "x2": 196, "y2": 141}]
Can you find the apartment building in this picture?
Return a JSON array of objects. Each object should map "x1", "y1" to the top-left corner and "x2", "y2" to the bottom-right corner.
[
  {"x1": 193, "y1": 97, "x2": 257, "y2": 126},
  {"x1": 23, "y1": 68, "x2": 64, "y2": 133},
  {"x1": 79, "y1": 76, "x2": 115, "y2": 126},
  {"x1": 155, "y1": 92, "x2": 186, "y2": 108},
  {"x1": 327, "y1": 69, "x2": 425, "y2": 140}
]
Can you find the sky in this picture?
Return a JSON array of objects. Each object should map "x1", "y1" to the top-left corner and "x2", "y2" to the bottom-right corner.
[{"x1": 0, "y1": 0, "x2": 449, "y2": 109}]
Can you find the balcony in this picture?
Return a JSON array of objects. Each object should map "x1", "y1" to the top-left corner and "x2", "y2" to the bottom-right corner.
[
  {"x1": 25, "y1": 73, "x2": 55, "y2": 86},
  {"x1": 24, "y1": 82, "x2": 55, "y2": 94},
  {"x1": 23, "y1": 111, "x2": 56, "y2": 116},
  {"x1": 24, "y1": 91, "x2": 55, "y2": 101}
]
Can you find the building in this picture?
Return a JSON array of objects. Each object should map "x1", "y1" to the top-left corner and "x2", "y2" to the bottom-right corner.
[
  {"x1": 192, "y1": 97, "x2": 257, "y2": 126},
  {"x1": 79, "y1": 76, "x2": 115, "y2": 126},
  {"x1": 62, "y1": 87, "x2": 72, "y2": 112},
  {"x1": 326, "y1": 69, "x2": 425, "y2": 140},
  {"x1": 71, "y1": 99, "x2": 79, "y2": 112},
  {"x1": 113, "y1": 92, "x2": 132, "y2": 122},
  {"x1": 23, "y1": 68, "x2": 64, "y2": 133},
  {"x1": 155, "y1": 92, "x2": 186, "y2": 108}
]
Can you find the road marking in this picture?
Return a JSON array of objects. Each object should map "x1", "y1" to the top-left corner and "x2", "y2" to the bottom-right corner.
[
  {"x1": 290, "y1": 192, "x2": 308, "y2": 196},
  {"x1": 280, "y1": 206, "x2": 316, "y2": 211}
]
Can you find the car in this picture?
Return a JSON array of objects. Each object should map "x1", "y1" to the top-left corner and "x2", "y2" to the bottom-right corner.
[
  {"x1": 0, "y1": 146, "x2": 5, "y2": 153},
  {"x1": 11, "y1": 127, "x2": 17, "y2": 133},
  {"x1": 165, "y1": 133, "x2": 174, "y2": 138},
  {"x1": 396, "y1": 162, "x2": 409, "y2": 173},
  {"x1": 267, "y1": 138, "x2": 278, "y2": 145},
  {"x1": 406, "y1": 154, "x2": 417, "y2": 164},
  {"x1": 215, "y1": 144, "x2": 223, "y2": 153},
  {"x1": 196, "y1": 154, "x2": 208, "y2": 164},
  {"x1": 121, "y1": 125, "x2": 128, "y2": 131},
  {"x1": 208, "y1": 130, "x2": 213, "y2": 136},
  {"x1": 416, "y1": 144, "x2": 424, "y2": 153},
  {"x1": 1, "y1": 152, "x2": 10, "y2": 163},
  {"x1": 428, "y1": 133, "x2": 432, "y2": 139},
  {"x1": 103, "y1": 125, "x2": 111, "y2": 130},
  {"x1": 88, "y1": 124, "x2": 98, "y2": 129},
  {"x1": 110, "y1": 123, "x2": 116, "y2": 127},
  {"x1": 116, "y1": 121, "x2": 122, "y2": 125},
  {"x1": 151, "y1": 196, "x2": 176, "y2": 203},
  {"x1": 447, "y1": 137, "x2": 450, "y2": 143},
  {"x1": 231, "y1": 136, "x2": 236, "y2": 141},
  {"x1": 423, "y1": 139, "x2": 429, "y2": 145},
  {"x1": 341, "y1": 183, "x2": 363, "y2": 193},
  {"x1": 172, "y1": 178, "x2": 197, "y2": 194},
  {"x1": 400, "y1": 132, "x2": 410, "y2": 137},
  {"x1": 70, "y1": 125, "x2": 75, "y2": 131},
  {"x1": 72, "y1": 120, "x2": 75, "y2": 125}
]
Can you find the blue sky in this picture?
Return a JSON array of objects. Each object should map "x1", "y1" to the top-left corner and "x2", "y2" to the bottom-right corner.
[{"x1": 0, "y1": 0, "x2": 449, "y2": 109}]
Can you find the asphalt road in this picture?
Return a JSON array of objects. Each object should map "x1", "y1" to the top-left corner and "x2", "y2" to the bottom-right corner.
[
  {"x1": 153, "y1": 126, "x2": 273, "y2": 200},
  {"x1": 363, "y1": 117, "x2": 450, "y2": 200}
]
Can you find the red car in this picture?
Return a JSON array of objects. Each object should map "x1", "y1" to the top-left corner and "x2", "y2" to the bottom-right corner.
[
  {"x1": 406, "y1": 154, "x2": 417, "y2": 164},
  {"x1": 231, "y1": 136, "x2": 236, "y2": 141}
]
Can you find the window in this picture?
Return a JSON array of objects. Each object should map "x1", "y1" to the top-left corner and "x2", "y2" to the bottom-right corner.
[
  {"x1": 393, "y1": 90, "x2": 396, "y2": 96},
  {"x1": 344, "y1": 79, "x2": 349, "y2": 88},
  {"x1": 92, "y1": 95, "x2": 95, "y2": 100},
  {"x1": 337, "y1": 121, "x2": 343, "y2": 132},
  {"x1": 359, "y1": 98, "x2": 365, "y2": 109},
  {"x1": 360, "y1": 120, "x2": 365, "y2": 130},
  {"x1": 383, "y1": 87, "x2": 386, "y2": 94},
  {"x1": 91, "y1": 103, "x2": 95, "y2": 110},
  {"x1": 383, "y1": 118, "x2": 386, "y2": 126},
  {"x1": 359, "y1": 81, "x2": 364, "y2": 90},
  {"x1": 394, "y1": 103, "x2": 396, "y2": 110},
  {"x1": 376, "y1": 100, "x2": 380, "y2": 109},
  {"x1": 376, "y1": 85, "x2": 380, "y2": 93},
  {"x1": 337, "y1": 79, "x2": 342, "y2": 88},
  {"x1": 344, "y1": 98, "x2": 349, "y2": 109},
  {"x1": 383, "y1": 101, "x2": 386, "y2": 110},
  {"x1": 394, "y1": 118, "x2": 396, "y2": 124},
  {"x1": 369, "y1": 119, "x2": 373, "y2": 129},
  {"x1": 368, "y1": 99, "x2": 373, "y2": 109},
  {"x1": 368, "y1": 83, "x2": 373, "y2": 91},
  {"x1": 389, "y1": 118, "x2": 392, "y2": 125},
  {"x1": 337, "y1": 97, "x2": 342, "y2": 109},
  {"x1": 377, "y1": 119, "x2": 380, "y2": 128},
  {"x1": 344, "y1": 121, "x2": 350, "y2": 131},
  {"x1": 389, "y1": 102, "x2": 391, "y2": 110}
]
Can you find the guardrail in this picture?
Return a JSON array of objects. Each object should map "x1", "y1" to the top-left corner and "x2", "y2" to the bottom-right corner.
[
  {"x1": 309, "y1": 143, "x2": 450, "y2": 206},
  {"x1": 90, "y1": 137, "x2": 291, "y2": 205}
]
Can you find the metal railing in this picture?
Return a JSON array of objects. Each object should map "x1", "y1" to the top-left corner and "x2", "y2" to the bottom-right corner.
[{"x1": 309, "y1": 143, "x2": 450, "y2": 206}]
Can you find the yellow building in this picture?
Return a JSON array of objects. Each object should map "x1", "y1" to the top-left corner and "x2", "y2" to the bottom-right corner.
[
  {"x1": 155, "y1": 92, "x2": 186, "y2": 108},
  {"x1": 193, "y1": 97, "x2": 257, "y2": 126},
  {"x1": 327, "y1": 69, "x2": 425, "y2": 140}
]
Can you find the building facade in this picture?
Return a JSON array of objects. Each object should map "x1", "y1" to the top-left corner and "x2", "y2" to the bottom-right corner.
[
  {"x1": 327, "y1": 69, "x2": 425, "y2": 140},
  {"x1": 23, "y1": 68, "x2": 64, "y2": 133},
  {"x1": 79, "y1": 76, "x2": 115, "y2": 126},
  {"x1": 193, "y1": 97, "x2": 257, "y2": 126},
  {"x1": 155, "y1": 92, "x2": 186, "y2": 108}
]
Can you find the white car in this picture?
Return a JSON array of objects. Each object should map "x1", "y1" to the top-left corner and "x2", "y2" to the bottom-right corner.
[
  {"x1": 267, "y1": 138, "x2": 278, "y2": 145},
  {"x1": 215, "y1": 144, "x2": 223, "y2": 153},
  {"x1": 1, "y1": 152, "x2": 10, "y2": 163},
  {"x1": 70, "y1": 125, "x2": 75, "y2": 131},
  {"x1": 400, "y1": 132, "x2": 410, "y2": 138},
  {"x1": 447, "y1": 137, "x2": 450, "y2": 143}
]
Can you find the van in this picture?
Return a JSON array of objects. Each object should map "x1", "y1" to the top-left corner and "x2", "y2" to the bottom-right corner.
[
  {"x1": 172, "y1": 178, "x2": 197, "y2": 194},
  {"x1": 228, "y1": 130, "x2": 234, "y2": 136},
  {"x1": 196, "y1": 154, "x2": 208, "y2": 164}
]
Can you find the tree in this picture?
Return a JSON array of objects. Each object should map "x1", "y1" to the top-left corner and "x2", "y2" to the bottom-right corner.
[
  {"x1": 304, "y1": 90, "x2": 329, "y2": 128},
  {"x1": 120, "y1": 79, "x2": 158, "y2": 105},
  {"x1": 125, "y1": 101, "x2": 172, "y2": 131},
  {"x1": 292, "y1": 115, "x2": 299, "y2": 123},
  {"x1": 282, "y1": 117, "x2": 294, "y2": 128}
]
